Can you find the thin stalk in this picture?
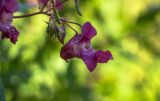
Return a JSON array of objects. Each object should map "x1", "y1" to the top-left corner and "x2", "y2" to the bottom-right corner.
[
  {"x1": 64, "y1": 22, "x2": 78, "y2": 34},
  {"x1": 13, "y1": 0, "x2": 68, "y2": 19},
  {"x1": 61, "y1": 19, "x2": 81, "y2": 27},
  {"x1": 13, "y1": 12, "x2": 49, "y2": 18},
  {"x1": 51, "y1": 0, "x2": 60, "y2": 24}
]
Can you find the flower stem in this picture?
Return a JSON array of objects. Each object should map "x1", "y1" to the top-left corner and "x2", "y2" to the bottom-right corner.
[
  {"x1": 64, "y1": 22, "x2": 78, "y2": 34},
  {"x1": 13, "y1": 12, "x2": 50, "y2": 18},
  {"x1": 51, "y1": 0, "x2": 60, "y2": 24},
  {"x1": 61, "y1": 19, "x2": 82, "y2": 27},
  {"x1": 13, "y1": 0, "x2": 68, "y2": 19}
]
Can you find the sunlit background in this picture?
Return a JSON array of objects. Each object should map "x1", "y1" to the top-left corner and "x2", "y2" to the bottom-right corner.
[{"x1": 1, "y1": 0, "x2": 160, "y2": 101}]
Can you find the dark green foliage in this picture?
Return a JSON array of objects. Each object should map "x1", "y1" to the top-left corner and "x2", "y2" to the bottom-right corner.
[{"x1": 0, "y1": 79, "x2": 5, "y2": 101}]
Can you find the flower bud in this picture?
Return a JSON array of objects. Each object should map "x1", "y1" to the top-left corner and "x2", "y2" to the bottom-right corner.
[{"x1": 46, "y1": 21, "x2": 66, "y2": 44}]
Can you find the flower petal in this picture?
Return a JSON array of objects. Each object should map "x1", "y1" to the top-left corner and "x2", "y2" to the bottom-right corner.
[
  {"x1": 0, "y1": 11, "x2": 13, "y2": 24},
  {"x1": 55, "y1": 0, "x2": 63, "y2": 10},
  {"x1": 81, "y1": 50, "x2": 97, "y2": 72},
  {"x1": 0, "y1": 25, "x2": 19, "y2": 44},
  {"x1": 81, "y1": 22, "x2": 97, "y2": 41},
  {"x1": 95, "y1": 50, "x2": 113, "y2": 63},
  {"x1": 5, "y1": 0, "x2": 19, "y2": 13},
  {"x1": 60, "y1": 34, "x2": 81, "y2": 60},
  {"x1": 0, "y1": 0, "x2": 5, "y2": 10}
]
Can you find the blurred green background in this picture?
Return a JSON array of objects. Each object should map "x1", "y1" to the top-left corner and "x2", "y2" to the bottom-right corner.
[{"x1": 1, "y1": 0, "x2": 160, "y2": 101}]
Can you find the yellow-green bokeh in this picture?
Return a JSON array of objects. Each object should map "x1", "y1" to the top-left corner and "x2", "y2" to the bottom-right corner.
[{"x1": 0, "y1": 0, "x2": 160, "y2": 101}]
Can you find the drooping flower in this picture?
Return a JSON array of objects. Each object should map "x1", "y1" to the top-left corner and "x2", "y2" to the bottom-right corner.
[
  {"x1": 0, "y1": 24, "x2": 19, "y2": 44},
  {"x1": 60, "y1": 22, "x2": 113, "y2": 72},
  {"x1": 0, "y1": 0, "x2": 19, "y2": 44}
]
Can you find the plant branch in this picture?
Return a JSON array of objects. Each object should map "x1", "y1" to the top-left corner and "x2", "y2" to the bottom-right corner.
[
  {"x1": 13, "y1": 0, "x2": 69, "y2": 19},
  {"x1": 13, "y1": 12, "x2": 50, "y2": 18}
]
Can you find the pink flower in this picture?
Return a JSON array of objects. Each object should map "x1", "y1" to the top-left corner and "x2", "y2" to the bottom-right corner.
[
  {"x1": 0, "y1": 0, "x2": 19, "y2": 44},
  {"x1": 0, "y1": 0, "x2": 19, "y2": 13},
  {"x1": 60, "y1": 22, "x2": 113, "y2": 72},
  {"x1": 0, "y1": 24, "x2": 19, "y2": 44}
]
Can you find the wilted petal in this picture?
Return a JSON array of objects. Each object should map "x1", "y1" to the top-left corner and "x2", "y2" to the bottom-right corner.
[
  {"x1": 95, "y1": 50, "x2": 113, "y2": 63},
  {"x1": 81, "y1": 50, "x2": 97, "y2": 72},
  {"x1": 81, "y1": 22, "x2": 97, "y2": 41}
]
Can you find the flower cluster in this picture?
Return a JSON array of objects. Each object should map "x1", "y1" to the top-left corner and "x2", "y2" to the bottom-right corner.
[
  {"x1": 0, "y1": 0, "x2": 19, "y2": 44},
  {"x1": 0, "y1": 0, "x2": 113, "y2": 72}
]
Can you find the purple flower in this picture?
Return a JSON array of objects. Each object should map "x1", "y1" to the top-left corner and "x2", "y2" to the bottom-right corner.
[
  {"x1": 60, "y1": 22, "x2": 113, "y2": 72},
  {"x1": 0, "y1": 0, "x2": 19, "y2": 44},
  {"x1": 0, "y1": 24, "x2": 19, "y2": 44},
  {"x1": 0, "y1": 0, "x2": 19, "y2": 21},
  {"x1": 0, "y1": 0, "x2": 19, "y2": 13}
]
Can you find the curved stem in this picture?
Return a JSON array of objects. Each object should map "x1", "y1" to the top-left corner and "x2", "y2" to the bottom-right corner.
[
  {"x1": 13, "y1": 0, "x2": 69, "y2": 19},
  {"x1": 64, "y1": 22, "x2": 78, "y2": 34},
  {"x1": 13, "y1": 12, "x2": 49, "y2": 18},
  {"x1": 61, "y1": 19, "x2": 82, "y2": 27}
]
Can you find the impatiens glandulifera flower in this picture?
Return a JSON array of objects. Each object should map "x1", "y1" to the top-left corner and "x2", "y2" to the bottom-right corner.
[
  {"x1": 0, "y1": 0, "x2": 19, "y2": 44},
  {"x1": 60, "y1": 22, "x2": 113, "y2": 72}
]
